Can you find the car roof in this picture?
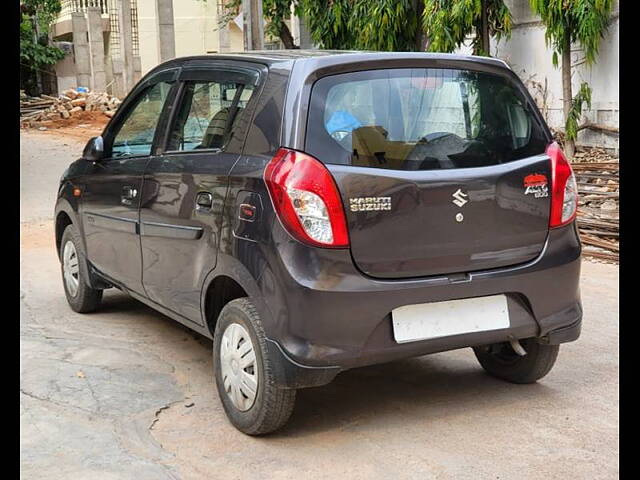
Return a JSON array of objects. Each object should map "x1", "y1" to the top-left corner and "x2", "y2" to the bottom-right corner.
[{"x1": 151, "y1": 50, "x2": 510, "y2": 72}]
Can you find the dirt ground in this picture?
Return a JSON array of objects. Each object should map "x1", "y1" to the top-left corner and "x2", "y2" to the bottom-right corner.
[
  {"x1": 21, "y1": 111, "x2": 109, "y2": 142},
  {"x1": 20, "y1": 130, "x2": 619, "y2": 479}
]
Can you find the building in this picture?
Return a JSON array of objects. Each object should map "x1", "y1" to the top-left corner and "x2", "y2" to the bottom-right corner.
[
  {"x1": 50, "y1": 1, "x2": 616, "y2": 152},
  {"x1": 493, "y1": 0, "x2": 619, "y2": 152},
  {"x1": 50, "y1": 0, "x2": 287, "y2": 98}
]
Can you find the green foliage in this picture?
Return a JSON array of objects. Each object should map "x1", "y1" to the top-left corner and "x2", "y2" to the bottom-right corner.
[
  {"x1": 212, "y1": 0, "x2": 301, "y2": 48},
  {"x1": 529, "y1": 0, "x2": 614, "y2": 66},
  {"x1": 20, "y1": 0, "x2": 65, "y2": 70},
  {"x1": 263, "y1": 0, "x2": 298, "y2": 42},
  {"x1": 422, "y1": 0, "x2": 512, "y2": 55},
  {"x1": 298, "y1": 0, "x2": 357, "y2": 50},
  {"x1": 349, "y1": 0, "x2": 418, "y2": 51},
  {"x1": 566, "y1": 82, "x2": 592, "y2": 140},
  {"x1": 299, "y1": 0, "x2": 511, "y2": 54},
  {"x1": 299, "y1": 0, "x2": 418, "y2": 51},
  {"x1": 213, "y1": 0, "x2": 512, "y2": 54},
  {"x1": 20, "y1": 19, "x2": 65, "y2": 67},
  {"x1": 530, "y1": 1, "x2": 612, "y2": 148}
]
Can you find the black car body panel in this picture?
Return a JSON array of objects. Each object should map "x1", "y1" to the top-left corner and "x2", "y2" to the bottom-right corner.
[
  {"x1": 55, "y1": 51, "x2": 582, "y2": 389},
  {"x1": 325, "y1": 157, "x2": 552, "y2": 278}
]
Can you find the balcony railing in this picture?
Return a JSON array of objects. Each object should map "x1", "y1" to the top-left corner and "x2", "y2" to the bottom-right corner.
[
  {"x1": 60, "y1": 0, "x2": 110, "y2": 17},
  {"x1": 57, "y1": 0, "x2": 139, "y2": 58}
]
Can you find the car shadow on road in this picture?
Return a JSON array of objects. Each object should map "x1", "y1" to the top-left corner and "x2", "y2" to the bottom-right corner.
[
  {"x1": 97, "y1": 290, "x2": 213, "y2": 349},
  {"x1": 275, "y1": 359, "x2": 557, "y2": 438},
  {"x1": 96, "y1": 290, "x2": 559, "y2": 438}
]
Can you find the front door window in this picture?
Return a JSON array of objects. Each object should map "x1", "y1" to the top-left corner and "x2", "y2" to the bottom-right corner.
[{"x1": 111, "y1": 81, "x2": 173, "y2": 158}]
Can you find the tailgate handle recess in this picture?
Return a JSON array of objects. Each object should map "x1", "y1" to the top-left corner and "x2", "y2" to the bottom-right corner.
[{"x1": 447, "y1": 273, "x2": 471, "y2": 284}]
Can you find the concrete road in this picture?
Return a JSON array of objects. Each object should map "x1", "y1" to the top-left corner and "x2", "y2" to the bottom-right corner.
[{"x1": 20, "y1": 131, "x2": 619, "y2": 479}]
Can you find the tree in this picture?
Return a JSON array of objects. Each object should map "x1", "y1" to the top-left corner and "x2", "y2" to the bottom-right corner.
[
  {"x1": 264, "y1": 0, "x2": 299, "y2": 49},
  {"x1": 299, "y1": 0, "x2": 512, "y2": 54},
  {"x1": 215, "y1": 0, "x2": 510, "y2": 54},
  {"x1": 215, "y1": 0, "x2": 421, "y2": 51},
  {"x1": 215, "y1": 0, "x2": 300, "y2": 49},
  {"x1": 421, "y1": 0, "x2": 512, "y2": 56},
  {"x1": 300, "y1": 0, "x2": 420, "y2": 51},
  {"x1": 529, "y1": 0, "x2": 614, "y2": 158},
  {"x1": 20, "y1": 0, "x2": 65, "y2": 95}
]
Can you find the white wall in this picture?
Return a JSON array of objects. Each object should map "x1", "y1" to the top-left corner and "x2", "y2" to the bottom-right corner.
[
  {"x1": 137, "y1": 0, "x2": 223, "y2": 75},
  {"x1": 492, "y1": 0, "x2": 619, "y2": 151}
]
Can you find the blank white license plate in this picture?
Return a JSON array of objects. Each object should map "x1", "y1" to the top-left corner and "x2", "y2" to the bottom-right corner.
[{"x1": 391, "y1": 294, "x2": 510, "y2": 344}]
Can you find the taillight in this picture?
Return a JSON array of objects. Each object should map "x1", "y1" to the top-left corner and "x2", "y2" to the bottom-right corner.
[
  {"x1": 547, "y1": 142, "x2": 578, "y2": 228},
  {"x1": 264, "y1": 148, "x2": 349, "y2": 248}
]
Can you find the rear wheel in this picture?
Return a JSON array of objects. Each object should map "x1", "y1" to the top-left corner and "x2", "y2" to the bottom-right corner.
[
  {"x1": 473, "y1": 338, "x2": 559, "y2": 384},
  {"x1": 213, "y1": 298, "x2": 296, "y2": 435},
  {"x1": 60, "y1": 225, "x2": 103, "y2": 313}
]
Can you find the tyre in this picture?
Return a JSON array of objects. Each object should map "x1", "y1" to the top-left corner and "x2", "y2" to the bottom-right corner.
[
  {"x1": 60, "y1": 224, "x2": 103, "y2": 313},
  {"x1": 473, "y1": 337, "x2": 559, "y2": 384},
  {"x1": 213, "y1": 298, "x2": 296, "y2": 435}
]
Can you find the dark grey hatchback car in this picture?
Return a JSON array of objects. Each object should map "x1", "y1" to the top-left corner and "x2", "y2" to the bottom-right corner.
[{"x1": 55, "y1": 51, "x2": 582, "y2": 434}]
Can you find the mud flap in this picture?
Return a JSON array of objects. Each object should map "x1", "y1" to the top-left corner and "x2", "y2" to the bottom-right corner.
[{"x1": 264, "y1": 338, "x2": 341, "y2": 389}]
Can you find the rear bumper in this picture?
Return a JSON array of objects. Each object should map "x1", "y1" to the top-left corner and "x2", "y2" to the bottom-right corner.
[
  {"x1": 260, "y1": 222, "x2": 582, "y2": 386},
  {"x1": 540, "y1": 317, "x2": 582, "y2": 345}
]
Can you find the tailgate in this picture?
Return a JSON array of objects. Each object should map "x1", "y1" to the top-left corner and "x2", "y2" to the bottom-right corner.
[{"x1": 328, "y1": 155, "x2": 551, "y2": 278}]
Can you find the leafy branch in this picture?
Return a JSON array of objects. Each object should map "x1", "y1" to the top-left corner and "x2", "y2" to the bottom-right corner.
[
  {"x1": 20, "y1": 0, "x2": 66, "y2": 94},
  {"x1": 566, "y1": 82, "x2": 591, "y2": 141}
]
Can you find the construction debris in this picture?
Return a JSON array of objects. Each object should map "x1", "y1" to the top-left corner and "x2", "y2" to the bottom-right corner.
[
  {"x1": 573, "y1": 147, "x2": 619, "y2": 263},
  {"x1": 20, "y1": 89, "x2": 121, "y2": 128}
]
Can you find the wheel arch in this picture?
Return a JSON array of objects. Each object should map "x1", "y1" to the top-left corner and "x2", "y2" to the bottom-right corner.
[
  {"x1": 54, "y1": 199, "x2": 110, "y2": 290},
  {"x1": 200, "y1": 253, "x2": 272, "y2": 339},
  {"x1": 55, "y1": 211, "x2": 73, "y2": 258},
  {"x1": 54, "y1": 199, "x2": 81, "y2": 258}
]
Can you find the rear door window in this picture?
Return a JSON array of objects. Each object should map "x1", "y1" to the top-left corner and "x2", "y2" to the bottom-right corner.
[
  {"x1": 167, "y1": 80, "x2": 256, "y2": 152},
  {"x1": 306, "y1": 68, "x2": 548, "y2": 170}
]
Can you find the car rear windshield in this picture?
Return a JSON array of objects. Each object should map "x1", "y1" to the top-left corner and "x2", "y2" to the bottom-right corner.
[{"x1": 305, "y1": 68, "x2": 549, "y2": 170}]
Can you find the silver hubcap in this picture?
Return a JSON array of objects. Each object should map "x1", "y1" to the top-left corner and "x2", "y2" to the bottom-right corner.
[
  {"x1": 220, "y1": 323, "x2": 258, "y2": 411},
  {"x1": 62, "y1": 240, "x2": 80, "y2": 297}
]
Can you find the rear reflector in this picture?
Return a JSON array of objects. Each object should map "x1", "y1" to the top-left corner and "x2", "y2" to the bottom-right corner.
[
  {"x1": 264, "y1": 148, "x2": 349, "y2": 248},
  {"x1": 547, "y1": 142, "x2": 578, "y2": 228}
]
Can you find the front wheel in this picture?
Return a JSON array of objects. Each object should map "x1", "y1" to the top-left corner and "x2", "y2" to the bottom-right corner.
[
  {"x1": 213, "y1": 298, "x2": 296, "y2": 435},
  {"x1": 473, "y1": 338, "x2": 559, "y2": 384},
  {"x1": 60, "y1": 225, "x2": 103, "y2": 313}
]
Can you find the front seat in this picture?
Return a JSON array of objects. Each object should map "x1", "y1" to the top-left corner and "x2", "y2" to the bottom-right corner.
[
  {"x1": 199, "y1": 107, "x2": 230, "y2": 149},
  {"x1": 199, "y1": 105, "x2": 245, "y2": 149}
]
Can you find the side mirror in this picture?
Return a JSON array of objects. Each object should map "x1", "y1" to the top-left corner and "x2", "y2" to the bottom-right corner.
[{"x1": 82, "y1": 136, "x2": 104, "y2": 162}]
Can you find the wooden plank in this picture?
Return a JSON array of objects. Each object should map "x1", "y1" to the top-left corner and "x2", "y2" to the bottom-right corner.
[
  {"x1": 578, "y1": 191, "x2": 619, "y2": 198},
  {"x1": 577, "y1": 219, "x2": 619, "y2": 231},
  {"x1": 572, "y1": 162, "x2": 619, "y2": 169},
  {"x1": 577, "y1": 182, "x2": 618, "y2": 188},
  {"x1": 579, "y1": 229, "x2": 619, "y2": 238},
  {"x1": 582, "y1": 249, "x2": 619, "y2": 261},
  {"x1": 580, "y1": 234, "x2": 619, "y2": 252}
]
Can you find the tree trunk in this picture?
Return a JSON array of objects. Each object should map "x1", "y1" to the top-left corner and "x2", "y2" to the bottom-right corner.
[
  {"x1": 33, "y1": 14, "x2": 43, "y2": 95},
  {"x1": 480, "y1": 0, "x2": 490, "y2": 55},
  {"x1": 279, "y1": 22, "x2": 299, "y2": 49},
  {"x1": 414, "y1": 0, "x2": 427, "y2": 51},
  {"x1": 562, "y1": 37, "x2": 575, "y2": 159}
]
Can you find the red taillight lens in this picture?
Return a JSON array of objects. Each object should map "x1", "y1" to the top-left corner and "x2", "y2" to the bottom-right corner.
[
  {"x1": 264, "y1": 148, "x2": 349, "y2": 248},
  {"x1": 547, "y1": 142, "x2": 578, "y2": 228}
]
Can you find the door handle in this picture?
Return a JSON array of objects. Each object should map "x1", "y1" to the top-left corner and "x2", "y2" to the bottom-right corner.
[
  {"x1": 121, "y1": 185, "x2": 138, "y2": 205},
  {"x1": 195, "y1": 192, "x2": 213, "y2": 212}
]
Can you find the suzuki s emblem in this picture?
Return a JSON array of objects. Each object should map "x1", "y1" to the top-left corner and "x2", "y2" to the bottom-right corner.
[{"x1": 452, "y1": 189, "x2": 469, "y2": 207}]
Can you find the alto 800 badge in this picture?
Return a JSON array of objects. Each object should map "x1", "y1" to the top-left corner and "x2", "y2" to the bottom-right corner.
[
  {"x1": 524, "y1": 173, "x2": 549, "y2": 198},
  {"x1": 349, "y1": 197, "x2": 392, "y2": 212}
]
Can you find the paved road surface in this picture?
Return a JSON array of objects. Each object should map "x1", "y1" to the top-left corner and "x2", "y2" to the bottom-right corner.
[{"x1": 20, "y1": 131, "x2": 619, "y2": 479}]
